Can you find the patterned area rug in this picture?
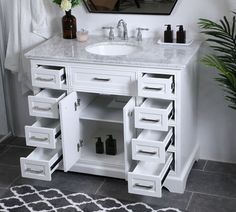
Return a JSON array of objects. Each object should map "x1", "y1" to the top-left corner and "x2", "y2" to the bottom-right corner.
[{"x1": 0, "y1": 185, "x2": 183, "y2": 212}]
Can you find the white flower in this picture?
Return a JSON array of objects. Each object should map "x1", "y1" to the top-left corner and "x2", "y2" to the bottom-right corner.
[{"x1": 60, "y1": 0, "x2": 72, "y2": 11}]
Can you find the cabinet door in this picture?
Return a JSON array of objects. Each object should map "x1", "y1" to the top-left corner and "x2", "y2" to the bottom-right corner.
[
  {"x1": 59, "y1": 92, "x2": 81, "y2": 172},
  {"x1": 123, "y1": 97, "x2": 136, "y2": 179}
]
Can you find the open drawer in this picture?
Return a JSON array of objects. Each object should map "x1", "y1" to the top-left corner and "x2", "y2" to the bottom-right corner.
[
  {"x1": 20, "y1": 142, "x2": 63, "y2": 181},
  {"x1": 132, "y1": 128, "x2": 173, "y2": 163},
  {"x1": 28, "y1": 89, "x2": 66, "y2": 119},
  {"x1": 128, "y1": 153, "x2": 173, "y2": 197},
  {"x1": 32, "y1": 65, "x2": 66, "y2": 89},
  {"x1": 138, "y1": 73, "x2": 175, "y2": 99},
  {"x1": 135, "y1": 99, "x2": 174, "y2": 131},
  {"x1": 25, "y1": 119, "x2": 61, "y2": 149}
]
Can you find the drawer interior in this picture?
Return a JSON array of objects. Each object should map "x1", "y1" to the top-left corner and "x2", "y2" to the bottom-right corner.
[
  {"x1": 137, "y1": 128, "x2": 173, "y2": 142},
  {"x1": 37, "y1": 65, "x2": 64, "y2": 72},
  {"x1": 141, "y1": 98, "x2": 173, "y2": 110},
  {"x1": 27, "y1": 144, "x2": 61, "y2": 163},
  {"x1": 35, "y1": 89, "x2": 66, "y2": 100},
  {"x1": 143, "y1": 73, "x2": 173, "y2": 80},
  {"x1": 32, "y1": 118, "x2": 60, "y2": 130},
  {"x1": 132, "y1": 152, "x2": 173, "y2": 176}
]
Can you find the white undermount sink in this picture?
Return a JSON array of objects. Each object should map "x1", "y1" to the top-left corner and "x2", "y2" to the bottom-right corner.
[{"x1": 85, "y1": 42, "x2": 141, "y2": 56}]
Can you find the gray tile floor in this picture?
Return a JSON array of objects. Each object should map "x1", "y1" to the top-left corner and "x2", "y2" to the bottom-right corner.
[{"x1": 0, "y1": 137, "x2": 236, "y2": 212}]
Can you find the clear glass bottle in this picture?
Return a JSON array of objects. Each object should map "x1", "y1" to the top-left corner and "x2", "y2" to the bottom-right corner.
[{"x1": 62, "y1": 10, "x2": 77, "y2": 39}]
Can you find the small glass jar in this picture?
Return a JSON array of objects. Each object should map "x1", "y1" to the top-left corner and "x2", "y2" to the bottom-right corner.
[{"x1": 77, "y1": 29, "x2": 89, "y2": 42}]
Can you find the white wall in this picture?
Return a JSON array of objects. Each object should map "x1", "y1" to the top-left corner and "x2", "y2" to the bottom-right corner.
[{"x1": 9, "y1": 0, "x2": 236, "y2": 162}]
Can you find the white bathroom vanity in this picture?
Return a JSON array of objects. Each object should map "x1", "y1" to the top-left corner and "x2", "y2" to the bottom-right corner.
[{"x1": 21, "y1": 35, "x2": 201, "y2": 198}]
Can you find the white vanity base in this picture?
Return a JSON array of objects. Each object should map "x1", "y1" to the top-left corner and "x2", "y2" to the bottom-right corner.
[{"x1": 164, "y1": 143, "x2": 199, "y2": 193}]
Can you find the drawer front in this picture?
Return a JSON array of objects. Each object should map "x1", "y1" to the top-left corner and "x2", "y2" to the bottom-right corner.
[
  {"x1": 135, "y1": 107, "x2": 169, "y2": 131},
  {"x1": 20, "y1": 146, "x2": 63, "y2": 181},
  {"x1": 32, "y1": 66, "x2": 65, "y2": 89},
  {"x1": 25, "y1": 121, "x2": 61, "y2": 149},
  {"x1": 28, "y1": 90, "x2": 66, "y2": 119},
  {"x1": 138, "y1": 73, "x2": 174, "y2": 99},
  {"x1": 132, "y1": 129, "x2": 173, "y2": 163},
  {"x1": 128, "y1": 153, "x2": 173, "y2": 197},
  {"x1": 70, "y1": 67, "x2": 135, "y2": 95}
]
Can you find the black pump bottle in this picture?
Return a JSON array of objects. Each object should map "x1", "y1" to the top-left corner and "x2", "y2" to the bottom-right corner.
[
  {"x1": 176, "y1": 25, "x2": 186, "y2": 43},
  {"x1": 164, "y1": 24, "x2": 173, "y2": 43},
  {"x1": 105, "y1": 135, "x2": 117, "y2": 155}
]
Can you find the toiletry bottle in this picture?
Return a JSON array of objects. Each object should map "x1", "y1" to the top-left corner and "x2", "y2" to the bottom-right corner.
[
  {"x1": 95, "y1": 137, "x2": 104, "y2": 154},
  {"x1": 176, "y1": 25, "x2": 186, "y2": 44},
  {"x1": 164, "y1": 24, "x2": 173, "y2": 43},
  {"x1": 105, "y1": 135, "x2": 117, "y2": 155}
]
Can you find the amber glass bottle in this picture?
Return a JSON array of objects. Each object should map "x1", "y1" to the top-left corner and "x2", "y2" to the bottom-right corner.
[{"x1": 62, "y1": 10, "x2": 77, "y2": 39}]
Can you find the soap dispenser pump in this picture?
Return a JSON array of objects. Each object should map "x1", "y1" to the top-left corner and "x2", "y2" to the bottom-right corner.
[
  {"x1": 95, "y1": 137, "x2": 104, "y2": 154},
  {"x1": 105, "y1": 135, "x2": 117, "y2": 155},
  {"x1": 164, "y1": 24, "x2": 173, "y2": 43},
  {"x1": 176, "y1": 25, "x2": 186, "y2": 44}
]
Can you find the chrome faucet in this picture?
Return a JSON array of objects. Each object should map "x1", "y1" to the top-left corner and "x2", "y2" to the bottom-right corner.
[{"x1": 117, "y1": 19, "x2": 128, "y2": 40}]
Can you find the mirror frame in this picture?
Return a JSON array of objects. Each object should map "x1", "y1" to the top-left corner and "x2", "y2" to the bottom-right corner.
[{"x1": 83, "y1": 0, "x2": 178, "y2": 15}]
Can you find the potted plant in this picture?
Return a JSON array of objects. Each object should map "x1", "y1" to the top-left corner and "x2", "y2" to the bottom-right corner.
[
  {"x1": 53, "y1": 0, "x2": 81, "y2": 39},
  {"x1": 198, "y1": 13, "x2": 236, "y2": 109}
]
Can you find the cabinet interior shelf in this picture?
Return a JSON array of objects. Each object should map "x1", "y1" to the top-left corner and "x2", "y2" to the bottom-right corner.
[
  {"x1": 80, "y1": 96, "x2": 129, "y2": 124},
  {"x1": 78, "y1": 128, "x2": 125, "y2": 170}
]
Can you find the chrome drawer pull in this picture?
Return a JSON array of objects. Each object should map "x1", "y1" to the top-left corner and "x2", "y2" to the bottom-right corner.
[
  {"x1": 30, "y1": 136, "x2": 48, "y2": 142},
  {"x1": 141, "y1": 118, "x2": 160, "y2": 123},
  {"x1": 36, "y1": 77, "x2": 54, "y2": 82},
  {"x1": 134, "y1": 183, "x2": 153, "y2": 190},
  {"x1": 138, "y1": 150, "x2": 157, "y2": 155},
  {"x1": 93, "y1": 77, "x2": 111, "y2": 82},
  {"x1": 144, "y1": 87, "x2": 163, "y2": 91},
  {"x1": 33, "y1": 106, "x2": 51, "y2": 111},
  {"x1": 26, "y1": 168, "x2": 44, "y2": 174}
]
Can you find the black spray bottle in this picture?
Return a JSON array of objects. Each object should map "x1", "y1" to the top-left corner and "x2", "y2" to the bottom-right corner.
[
  {"x1": 164, "y1": 24, "x2": 173, "y2": 43},
  {"x1": 176, "y1": 25, "x2": 186, "y2": 43},
  {"x1": 95, "y1": 137, "x2": 104, "y2": 154},
  {"x1": 105, "y1": 135, "x2": 117, "y2": 155}
]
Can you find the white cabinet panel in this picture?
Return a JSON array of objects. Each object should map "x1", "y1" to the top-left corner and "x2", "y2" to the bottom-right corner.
[
  {"x1": 20, "y1": 142, "x2": 62, "y2": 181},
  {"x1": 128, "y1": 153, "x2": 173, "y2": 197},
  {"x1": 28, "y1": 89, "x2": 66, "y2": 119},
  {"x1": 59, "y1": 92, "x2": 81, "y2": 172}
]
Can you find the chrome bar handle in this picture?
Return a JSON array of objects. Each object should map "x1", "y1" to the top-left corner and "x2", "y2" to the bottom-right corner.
[
  {"x1": 36, "y1": 77, "x2": 54, "y2": 82},
  {"x1": 30, "y1": 136, "x2": 48, "y2": 142},
  {"x1": 141, "y1": 118, "x2": 160, "y2": 123},
  {"x1": 138, "y1": 150, "x2": 157, "y2": 155},
  {"x1": 134, "y1": 183, "x2": 153, "y2": 189},
  {"x1": 26, "y1": 168, "x2": 44, "y2": 174},
  {"x1": 33, "y1": 106, "x2": 51, "y2": 111},
  {"x1": 93, "y1": 77, "x2": 111, "y2": 82},
  {"x1": 144, "y1": 86, "x2": 163, "y2": 91}
]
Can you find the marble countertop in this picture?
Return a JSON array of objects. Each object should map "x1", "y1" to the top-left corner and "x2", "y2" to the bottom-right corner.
[{"x1": 25, "y1": 35, "x2": 201, "y2": 70}]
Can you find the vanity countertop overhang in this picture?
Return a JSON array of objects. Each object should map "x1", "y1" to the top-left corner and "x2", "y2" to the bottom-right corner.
[{"x1": 25, "y1": 35, "x2": 201, "y2": 70}]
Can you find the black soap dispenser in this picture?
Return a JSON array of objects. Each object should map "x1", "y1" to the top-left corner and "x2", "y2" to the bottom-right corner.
[
  {"x1": 95, "y1": 137, "x2": 104, "y2": 154},
  {"x1": 105, "y1": 135, "x2": 117, "y2": 155},
  {"x1": 164, "y1": 24, "x2": 173, "y2": 43},
  {"x1": 176, "y1": 25, "x2": 186, "y2": 44}
]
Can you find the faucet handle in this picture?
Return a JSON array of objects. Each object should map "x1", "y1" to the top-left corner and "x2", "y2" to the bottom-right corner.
[
  {"x1": 102, "y1": 26, "x2": 115, "y2": 40},
  {"x1": 136, "y1": 27, "x2": 149, "y2": 41}
]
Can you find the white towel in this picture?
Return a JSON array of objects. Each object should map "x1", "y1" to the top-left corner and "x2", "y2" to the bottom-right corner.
[{"x1": 4, "y1": 0, "x2": 61, "y2": 92}]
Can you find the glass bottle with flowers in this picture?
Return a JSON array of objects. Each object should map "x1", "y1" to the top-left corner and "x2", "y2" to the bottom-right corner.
[{"x1": 53, "y1": 0, "x2": 81, "y2": 39}]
